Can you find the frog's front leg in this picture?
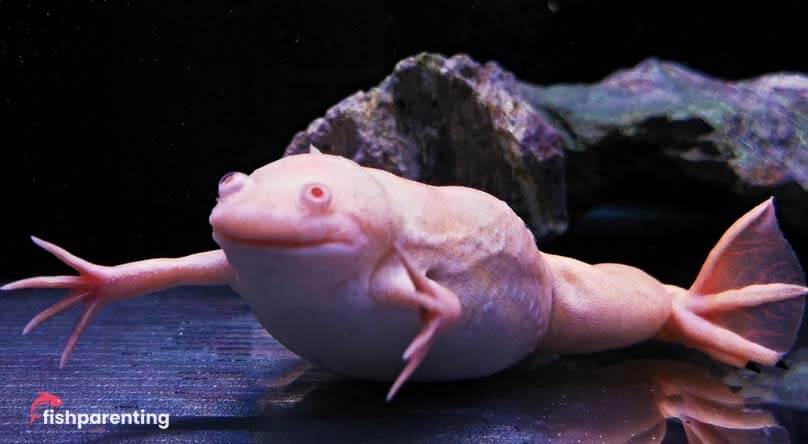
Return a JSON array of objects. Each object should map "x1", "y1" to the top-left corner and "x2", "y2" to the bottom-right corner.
[
  {"x1": 2, "y1": 236, "x2": 234, "y2": 367},
  {"x1": 370, "y1": 244, "x2": 461, "y2": 401}
]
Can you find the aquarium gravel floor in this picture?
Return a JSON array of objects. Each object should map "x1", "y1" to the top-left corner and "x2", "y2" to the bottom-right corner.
[{"x1": 1, "y1": 286, "x2": 806, "y2": 443}]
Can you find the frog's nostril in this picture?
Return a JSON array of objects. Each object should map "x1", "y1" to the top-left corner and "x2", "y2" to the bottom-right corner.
[
  {"x1": 218, "y1": 171, "x2": 248, "y2": 198},
  {"x1": 219, "y1": 171, "x2": 237, "y2": 186}
]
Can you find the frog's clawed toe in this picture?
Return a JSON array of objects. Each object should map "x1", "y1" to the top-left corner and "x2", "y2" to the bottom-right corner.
[{"x1": 2, "y1": 236, "x2": 110, "y2": 367}]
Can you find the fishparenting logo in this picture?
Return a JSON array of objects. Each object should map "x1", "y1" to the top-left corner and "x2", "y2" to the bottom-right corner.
[
  {"x1": 28, "y1": 392, "x2": 170, "y2": 430},
  {"x1": 29, "y1": 392, "x2": 63, "y2": 426}
]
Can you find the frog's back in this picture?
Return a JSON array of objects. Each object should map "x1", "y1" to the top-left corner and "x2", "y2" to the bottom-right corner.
[{"x1": 368, "y1": 168, "x2": 553, "y2": 380}]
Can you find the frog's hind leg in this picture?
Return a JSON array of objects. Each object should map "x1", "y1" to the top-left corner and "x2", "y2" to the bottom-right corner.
[{"x1": 658, "y1": 198, "x2": 807, "y2": 367}]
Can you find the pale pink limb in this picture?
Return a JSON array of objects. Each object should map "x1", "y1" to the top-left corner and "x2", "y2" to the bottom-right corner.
[
  {"x1": 23, "y1": 290, "x2": 90, "y2": 334},
  {"x1": 658, "y1": 198, "x2": 807, "y2": 367},
  {"x1": 669, "y1": 302, "x2": 781, "y2": 365},
  {"x1": 3, "y1": 236, "x2": 234, "y2": 367},
  {"x1": 2, "y1": 276, "x2": 88, "y2": 291},
  {"x1": 30, "y1": 236, "x2": 98, "y2": 274},
  {"x1": 688, "y1": 283, "x2": 808, "y2": 314},
  {"x1": 387, "y1": 340, "x2": 430, "y2": 402},
  {"x1": 695, "y1": 344, "x2": 747, "y2": 368},
  {"x1": 385, "y1": 244, "x2": 461, "y2": 401},
  {"x1": 61, "y1": 298, "x2": 103, "y2": 368},
  {"x1": 403, "y1": 317, "x2": 441, "y2": 361}
]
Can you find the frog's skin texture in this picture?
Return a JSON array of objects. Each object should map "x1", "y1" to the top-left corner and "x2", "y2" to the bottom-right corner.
[{"x1": 4, "y1": 147, "x2": 807, "y2": 400}]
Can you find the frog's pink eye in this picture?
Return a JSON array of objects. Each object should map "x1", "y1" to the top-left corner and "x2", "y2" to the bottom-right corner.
[
  {"x1": 310, "y1": 185, "x2": 324, "y2": 198},
  {"x1": 301, "y1": 182, "x2": 331, "y2": 210},
  {"x1": 218, "y1": 171, "x2": 248, "y2": 199}
]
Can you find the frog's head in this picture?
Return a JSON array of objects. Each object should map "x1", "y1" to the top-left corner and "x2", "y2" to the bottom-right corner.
[
  {"x1": 209, "y1": 148, "x2": 407, "y2": 376},
  {"x1": 210, "y1": 147, "x2": 397, "y2": 273}
]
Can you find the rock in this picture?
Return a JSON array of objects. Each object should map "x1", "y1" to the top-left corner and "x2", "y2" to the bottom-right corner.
[
  {"x1": 285, "y1": 54, "x2": 808, "y2": 239},
  {"x1": 519, "y1": 59, "x2": 808, "y2": 234},
  {"x1": 285, "y1": 53, "x2": 568, "y2": 241}
]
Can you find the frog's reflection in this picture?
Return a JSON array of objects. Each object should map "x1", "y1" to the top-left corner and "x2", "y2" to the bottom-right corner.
[{"x1": 252, "y1": 359, "x2": 787, "y2": 443}]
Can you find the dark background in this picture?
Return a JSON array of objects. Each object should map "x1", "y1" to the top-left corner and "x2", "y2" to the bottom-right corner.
[{"x1": 2, "y1": 0, "x2": 806, "y2": 281}]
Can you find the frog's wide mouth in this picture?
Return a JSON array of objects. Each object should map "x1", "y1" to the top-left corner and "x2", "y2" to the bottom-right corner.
[{"x1": 212, "y1": 231, "x2": 353, "y2": 250}]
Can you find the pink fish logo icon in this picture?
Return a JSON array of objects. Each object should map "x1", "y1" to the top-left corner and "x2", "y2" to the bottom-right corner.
[{"x1": 29, "y1": 392, "x2": 63, "y2": 426}]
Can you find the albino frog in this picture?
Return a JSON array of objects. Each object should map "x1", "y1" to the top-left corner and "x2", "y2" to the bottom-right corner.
[{"x1": 4, "y1": 147, "x2": 806, "y2": 400}]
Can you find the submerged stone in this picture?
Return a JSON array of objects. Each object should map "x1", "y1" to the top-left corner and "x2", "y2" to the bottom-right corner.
[
  {"x1": 285, "y1": 53, "x2": 567, "y2": 241},
  {"x1": 286, "y1": 53, "x2": 808, "y2": 239},
  {"x1": 520, "y1": 59, "x2": 808, "y2": 234}
]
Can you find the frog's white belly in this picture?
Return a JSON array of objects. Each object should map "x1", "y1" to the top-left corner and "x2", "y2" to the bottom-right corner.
[{"x1": 223, "y1": 244, "x2": 546, "y2": 381}]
